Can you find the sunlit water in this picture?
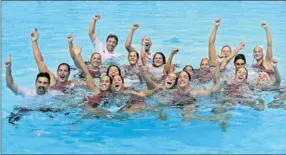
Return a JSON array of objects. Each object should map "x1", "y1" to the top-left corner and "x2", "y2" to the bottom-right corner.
[{"x1": 2, "y1": 1, "x2": 286, "y2": 154}]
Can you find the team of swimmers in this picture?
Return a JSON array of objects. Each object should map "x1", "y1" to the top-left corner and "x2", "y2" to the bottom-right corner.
[{"x1": 5, "y1": 15, "x2": 285, "y2": 124}]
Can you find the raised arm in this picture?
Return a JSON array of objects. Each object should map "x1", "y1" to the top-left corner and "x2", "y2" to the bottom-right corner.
[
  {"x1": 73, "y1": 46, "x2": 100, "y2": 94},
  {"x1": 272, "y1": 60, "x2": 281, "y2": 87},
  {"x1": 88, "y1": 14, "x2": 101, "y2": 43},
  {"x1": 261, "y1": 22, "x2": 273, "y2": 62},
  {"x1": 125, "y1": 24, "x2": 139, "y2": 52},
  {"x1": 31, "y1": 28, "x2": 56, "y2": 85},
  {"x1": 220, "y1": 42, "x2": 245, "y2": 70},
  {"x1": 5, "y1": 55, "x2": 19, "y2": 94},
  {"x1": 164, "y1": 48, "x2": 179, "y2": 75},
  {"x1": 67, "y1": 35, "x2": 80, "y2": 68},
  {"x1": 140, "y1": 40, "x2": 147, "y2": 66},
  {"x1": 208, "y1": 18, "x2": 221, "y2": 63},
  {"x1": 212, "y1": 60, "x2": 221, "y2": 84}
]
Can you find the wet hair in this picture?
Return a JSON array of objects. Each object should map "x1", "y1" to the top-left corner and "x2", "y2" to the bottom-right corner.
[
  {"x1": 128, "y1": 50, "x2": 139, "y2": 60},
  {"x1": 152, "y1": 52, "x2": 166, "y2": 67},
  {"x1": 167, "y1": 73, "x2": 178, "y2": 89},
  {"x1": 177, "y1": 71, "x2": 191, "y2": 82},
  {"x1": 90, "y1": 52, "x2": 102, "y2": 60},
  {"x1": 235, "y1": 67, "x2": 248, "y2": 79},
  {"x1": 111, "y1": 75, "x2": 125, "y2": 84},
  {"x1": 100, "y1": 75, "x2": 113, "y2": 90},
  {"x1": 57, "y1": 63, "x2": 71, "y2": 74},
  {"x1": 106, "y1": 34, "x2": 118, "y2": 45},
  {"x1": 234, "y1": 54, "x2": 246, "y2": 64},
  {"x1": 183, "y1": 65, "x2": 194, "y2": 72},
  {"x1": 221, "y1": 45, "x2": 232, "y2": 52},
  {"x1": 36, "y1": 72, "x2": 51, "y2": 84},
  {"x1": 106, "y1": 65, "x2": 122, "y2": 77}
]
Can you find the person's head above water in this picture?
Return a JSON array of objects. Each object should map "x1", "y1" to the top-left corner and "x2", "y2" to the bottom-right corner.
[
  {"x1": 256, "y1": 72, "x2": 270, "y2": 85},
  {"x1": 106, "y1": 65, "x2": 122, "y2": 78},
  {"x1": 56, "y1": 63, "x2": 70, "y2": 84},
  {"x1": 200, "y1": 58, "x2": 210, "y2": 70},
  {"x1": 35, "y1": 72, "x2": 51, "y2": 95},
  {"x1": 99, "y1": 75, "x2": 112, "y2": 92},
  {"x1": 128, "y1": 51, "x2": 139, "y2": 65},
  {"x1": 183, "y1": 65, "x2": 194, "y2": 75},
  {"x1": 90, "y1": 52, "x2": 102, "y2": 68},
  {"x1": 164, "y1": 72, "x2": 177, "y2": 89},
  {"x1": 152, "y1": 52, "x2": 166, "y2": 68},
  {"x1": 235, "y1": 67, "x2": 248, "y2": 83},
  {"x1": 253, "y1": 45, "x2": 264, "y2": 61},
  {"x1": 221, "y1": 45, "x2": 232, "y2": 58},
  {"x1": 106, "y1": 34, "x2": 118, "y2": 52},
  {"x1": 177, "y1": 71, "x2": 191, "y2": 89},
  {"x1": 234, "y1": 54, "x2": 246, "y2": 70},
  {"x1": 111, "y1": 75, "x2": 125, "y2": 92}
]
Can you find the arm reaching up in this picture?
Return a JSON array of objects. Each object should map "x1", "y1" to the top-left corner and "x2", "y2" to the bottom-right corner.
[
  {"x1": 208, "y1": 18, "x2": 221, "y2": 63},
  {"x1": 67, "y1": 34, "x2": 81, "y2": 68},
  {"x1": 261, "y1": 22, "x2": 273, "y2": 62},
  {"x1": 220, "y1": 42, "x2": 245, "y2": 70},
  {"x1": 88, "y1": 14, "x2": 101, "y2": 43},
  {"x1": 164, "y1": 48, "x2": 179, "y2": 75},
  {"x1": 31, "y1": 28, "x2": 57, "y2": 85},
  {"x1": 125, "y1": 23, "x2": 139, "y2": 52},
  {"x1": 5, "y1": 55, "x2": 19, "y2": 94},
  {"x1": 73, "y1": 46, "x2": 100, "y2": 94}
]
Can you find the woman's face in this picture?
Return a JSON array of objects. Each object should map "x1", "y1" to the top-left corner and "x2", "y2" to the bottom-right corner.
[
  {"x1": 253, "y1": 46, "x2": 264, "y2": 60},
  {"x1": 90, "y1": 53, "x2": 101, "y2": 67},
  {"x1": 234, "y1": 59, "x2": 245, "y2": 70},
  {"x1": 177, "y1": 71, "x2": 190, "y2": 88},
  {"x1": 153, "y1": 53, "x2": 164, "y2": 67},
  {"x1": 108, "y1": 66, "x2": 120, "y2": 78},
  {"x1": 235, "y1": 68, "x2": 248, "y2": 83},
  {"x1": 112, "y1": 75, "x2": 124, "y2": 92},
  {"x1": 257, "y1": 72, "x2": 270, "y2": 84},
  {"x1": 164, "y1": 73, "x2": 177, "y2": 89},
  {"x1": 100, "y1": 75, "x2": 111, "y2": 91}
]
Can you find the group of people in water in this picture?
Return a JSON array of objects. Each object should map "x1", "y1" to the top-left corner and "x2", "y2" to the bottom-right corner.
[{"x1": 5, "y1": 15, "x2": 286, "y2": 124}]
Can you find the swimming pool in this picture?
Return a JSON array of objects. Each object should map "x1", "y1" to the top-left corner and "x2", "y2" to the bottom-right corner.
[{"x1": 2, "y1": 1, "x2": 286, "y2": 154}]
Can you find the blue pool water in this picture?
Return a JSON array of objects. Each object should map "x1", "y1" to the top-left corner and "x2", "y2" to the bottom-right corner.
[{"x1": 2, "y1": 1, "x2": 286, "y2": 154}]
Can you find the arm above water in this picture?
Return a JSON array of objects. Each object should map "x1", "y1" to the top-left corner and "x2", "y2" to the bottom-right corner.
[
  {"x1": 125, "y1": 23, "x2": 139, "y2": 52},
  {"x1": 208, "y1": 18, "x2": 221, "y2": 63}
]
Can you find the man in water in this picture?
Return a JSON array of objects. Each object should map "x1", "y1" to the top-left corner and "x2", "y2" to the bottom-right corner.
[{"x1": 5, "y1": 55, "x2": 51, "y2": 98}]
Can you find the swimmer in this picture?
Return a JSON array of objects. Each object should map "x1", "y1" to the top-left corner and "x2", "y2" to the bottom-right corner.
[
  {"x1": 252, "y1": 22, "x2": 275, "y2": 76},
  {"x1": 88, "y1": 14, "x2": 120, "y2": 62},
  {"x1": 67, "y1": 34, "x2": 104, "y2": 78},
  {"x1": 120, "y1": 50, "x2": 144, "y2": 86},
  {"x1": 125, "y1": 23, "x2": 154, "y2": 64},
  {"x1": 31, "y1": 28, "x2": 78, "y2": 92},
  {"x1": 249, "y1": 60, "x2": 281, "y2": 91},
  {"x1": 5, "y1": 55, "x2": 53, "y2": 98}
]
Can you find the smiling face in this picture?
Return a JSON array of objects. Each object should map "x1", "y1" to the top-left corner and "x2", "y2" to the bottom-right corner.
[
  {"x1": 112, "y1": 75, "x2": 124, "y2": 92},
  {"x1": 106, "y1": 37, "x2": 117, "y2": 52},
  {"x1": 257, "y1": 72, "x2": 270, "y2": 84},
  {"x1": 128, "y1": 51, "x2": 139, "y2": 65},
  {"x1": 108, "y1": 66, "x2": 120, "y2": 78},
  {"x1": 57, "y1": 64, "x2": 70, "y2": 83},
  {"x1": 200, "y1": 58, "x2": 210, "y2": 70},
  {"x1": 221, "y1": 46, "x2": 231, "y2": 58},
  {"x1": 90, "y1": 53, "x2": 101, "y2": 67},
  {"x1": 253, "y1": 46, "x2": 264, "y2": 61},
  {"x1": 153, "y1": 53, "x2": 164, "y2": 67},
  {"x1": 100, "y1": 75, "x2": 111, "y2": 92},
  {"x1": 164, "y1": 73, "x2": 177, "y2": 89},
  {"x1": 235, "y1": 67, "x2": 248, "y2": 83},
  {"x1": 35, "y1": 77, "x2": 50, "y2": 95},
  {"x1": 177, "y1": 71, "x2": 190, "y2": 89}
]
